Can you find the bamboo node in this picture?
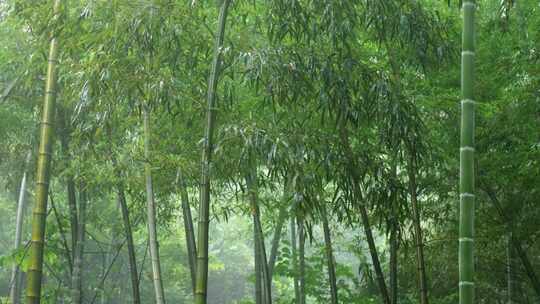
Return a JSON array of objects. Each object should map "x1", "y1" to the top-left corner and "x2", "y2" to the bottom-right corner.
[
  {"x1": 462, "y1": 2, "x2": 476, "y2": 9},
  {"x1": 459, "y1": 281, "x2": 475, "y2": 286},
  {"x1": 459, "y1": 237, "x2": 474, "y2": 242},
  {"x1": 460, "y1": 147, "x2": 475, "y2": 152},
  {"x1": 461, "y1": 51, "x2": 475, "y2": 56}
]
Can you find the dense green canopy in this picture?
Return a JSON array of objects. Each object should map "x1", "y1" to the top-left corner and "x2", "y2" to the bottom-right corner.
[{"x1": 1, "y1": 1, "x2": 539, "y2": 304}]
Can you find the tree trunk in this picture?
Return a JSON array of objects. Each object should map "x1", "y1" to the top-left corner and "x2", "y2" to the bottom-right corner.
[
  {"x1": 407, "y1": 156, "x2": 429, "y2": 304},
  {"x1": 322, "y1": 206, "x2": 338, "y2": 304},
  {"x1": 10, "y1": 152, "x2": 31, "y2": 304},
  {"x1": 290, "y1": 217, "x2": 301, "y2": 304},
  {"x1": 195, "y1": 1, "x2": 232, "y2": 303},
  {"x1": 339, "y1": 123, "x2": 391, "y2": 304},
  {"x1": 143, "y1": 106, "x2": 166, "y2": 304},
  {"x1": 176, "y1": 169, "x2": 197, "y2": 296},
  {"x1": 459, "y1": 1, "x2": 476, "y2": 304},
  {"x1": 71, "y1": 186, "x2": 87, "y2": 304},
  {"x1": 298, "y1": 216, "x2": 306, "y2": 304},
  {"x1": 26, "y1": 1, "x2": 61, "y2": 302}
]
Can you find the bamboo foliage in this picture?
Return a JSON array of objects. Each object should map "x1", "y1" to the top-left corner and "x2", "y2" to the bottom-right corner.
[
  {"x1": 195, "y1": 1, "x2": 232, "y2": 303},
  {"x1": 459, "y1": 1, "x2": 476, "y2": 304},
  {"x1": 25, "y1": 1, "x2": 62, "y2": 303}
]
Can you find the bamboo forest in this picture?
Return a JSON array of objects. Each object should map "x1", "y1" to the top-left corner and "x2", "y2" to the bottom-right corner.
[{"x1": 1, "y1": 0, "x2": 540, "y2": 303}]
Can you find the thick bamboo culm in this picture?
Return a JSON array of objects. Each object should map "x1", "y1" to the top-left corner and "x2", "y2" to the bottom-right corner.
[{"x1": 459, "y1": 1, "x2": 476, "y2": 304}]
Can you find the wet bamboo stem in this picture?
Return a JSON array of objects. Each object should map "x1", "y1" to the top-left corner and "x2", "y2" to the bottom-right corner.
[
  {"x1": 117, "y1": 184, "x2": 141, "y2": 304},
  {"x1": 143, "y1": 106, "x2": 166, "y2": 304},
  {"x1": 459, "y1": 1, "x2": 476, "y2": 304},
  {"x1": 339, "y1": 123, "x2": 391, "y2": 304},
  {"x1": 71, "y1": 188, "x2": 87, "y2": 304},
  {"x1": 290, "y1": 217, "x2": 300, "y2": 303},
  {"x1": 10, "y1": 152, "x2": 31, "y2": 304},
  {"x1": 298, "y1": 216, "x2": 306, "y2": 304},
  {"x1": 195, "y1": 1, "x2": 231, "y2": 303},
  {"x1": 247, "y1": 168, "x2": 272, "y2": 304},
  {"x1": 322, "y1": 206, "x2": 338, "y2": 304},
  {"x1": 176, "y1": 169, "x2": 197, "y2": 295},
  {"x1": 407, "y1": 156, "x2": 429, "y2": 304},
  {"x1": 26, "y1": 1, "x2": 61, "y2": 302}
]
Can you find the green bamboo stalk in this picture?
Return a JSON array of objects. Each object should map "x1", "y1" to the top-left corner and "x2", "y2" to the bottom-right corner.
[
  {"x1": 389, "y1": 160, "x2": 398, "y2": 304},
  {"x1": 290, "y1": 217, "x2": 301, "y2": 304},
  {"x1": 339, "y1": 123, "x2": 391, "y2": 304},
  {"x1": 298, "y1": 216, "x2": 306, "y2": 304},
  {"x1": 10, "y1": 152, "x2": 31, "y2": 304},
  {"x1": 107, "y1": 125, "x2": 141, "y2": 304},
  {"x1": 143, "y1": 106, "x2": 166, "y2": 304},
  {"x1": 246, "y1": 166, "x2": 272, "y2": 304},
  {"x1": 389, "y1": 221, "x2": 398, "y2": 304},
  {"x1": 116, "y1": 183, "x2": 142, "y2": 304},
  {"x1": 71, "y1": 186, "x2": 87, "y2": 304},
  {"x1": 254, "y1": 211, "x2": 263, "y2": 304},
  {"x1": 506, "y1": 233, "x2": 514, "y2": 304},
  {"x1": 195, "y1": 1, "x2": 232, "y2": 303},
  {"x1": 407, "y1": 155, "x2": 429, "y2": 304},
  {"x1": 459, "y1": 1, "x2": 476, "y2": 304},
  {"x1": 58, "y1": 109, "x2": 78, "y2": 265},
  {"x1": 26, "y1": 1, "x2": 61, "y2": 303},
  {"x1": 322, "y1": 205, "x2": 338, "y2": 304},
  {"x1": 267, "y1": 201, "x2": 287, "y2": 279},
  {"x1": 176, "y1": 168, "x2": 197, "y2": 296}
]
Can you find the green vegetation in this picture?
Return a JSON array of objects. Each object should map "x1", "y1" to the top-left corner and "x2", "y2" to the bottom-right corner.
[{"x1": 0, "y1": 1, "x2": 539, "y2": 304}]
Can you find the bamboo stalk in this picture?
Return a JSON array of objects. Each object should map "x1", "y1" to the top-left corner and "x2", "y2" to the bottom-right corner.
[
  {"x1": 322, "y1": 205, "x2": 338, "y2": 304},
  {"x1": 407, "y1": 156, "x2": 429, "y2": 304},
  {"x1": 26, "y1": 1, "x2": 62, "y2": 302},
  {"x1": 195, "y1": 1, "x2": 232, "y2": 303},
  {"x1": 298, "y1": 215, "x2": 306, "y2": 304},
  {"x1": 143, "y1": 106, "x2": 166, "y2": 304},
  {"x1": 10, "y1": 152, "x2": 31, "y2": 304},
  {"x1": 71, "y1": 186, "x2": 87, "y2": 304},
  {"x1": 339, "y1": 123, "x2": 391, "y2": 304},
  {"x1": 176, "y1": 168, "x2": 197, "y2": 296},
  {"x1": 290, "y1": 217, "x2": 301, "y2": 303},
  {"x1": 459, "y1": 1, "x2": 476, "y2": 304}
]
